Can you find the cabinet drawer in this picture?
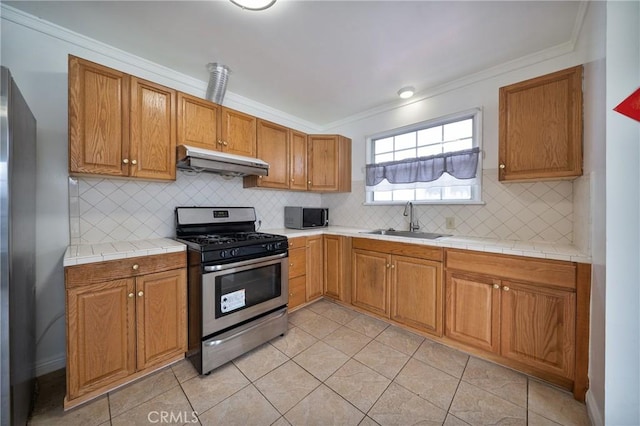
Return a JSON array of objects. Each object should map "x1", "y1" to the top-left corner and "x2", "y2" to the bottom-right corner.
[
  {"x1": 65, "y1": 251, "x2": 187, "y2": 288},
  {"x1": 352, "y1": 238, "x2": 443, "y2": 262},
  {"x1": 288, "y1": 237, "x2": 307, "y2": 250},
  {"x1": 288, "y1": 247, "x2": 306, "y2": 278},
  {"x1": 288, "y1": 276, "x2": 306, "y2": 309},
  {"x1": 445, "y1": 249, "x2": 576, "y2": 290}
]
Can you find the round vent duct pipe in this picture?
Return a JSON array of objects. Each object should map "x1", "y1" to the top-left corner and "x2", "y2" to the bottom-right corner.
[{"x1": 205, "y1": 63, "x2": 230, "y2": 104}]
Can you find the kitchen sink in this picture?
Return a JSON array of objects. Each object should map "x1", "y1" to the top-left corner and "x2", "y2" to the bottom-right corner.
[{"x1": 363, "y1": 229, "x2": 452, "y2": 240}]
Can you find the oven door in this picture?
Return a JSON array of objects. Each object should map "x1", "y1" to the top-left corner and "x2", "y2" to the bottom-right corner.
[{"x1": 201, "y1": 252, "x2": 288, "y2": 337}]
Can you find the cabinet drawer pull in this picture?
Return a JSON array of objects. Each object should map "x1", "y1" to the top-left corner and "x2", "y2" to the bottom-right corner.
[
  {"x1": 137, "y1": 291, "x2": 144, "y2": 297},
  {"x1": 493, "y1": 284, "x2": 500, "y2": 289},
  {"x1": 122, "y1": 158, "x2": 129, "y2": 164},
  {"x1": 132, "y1": 264, "x2": 139, "y2": 270},
  {"x1": 503, "y1": 286, "x2": 510, "y2": 292},
  {"x1": 128, "y1": 292, "x2": 134, "y2": 298}
]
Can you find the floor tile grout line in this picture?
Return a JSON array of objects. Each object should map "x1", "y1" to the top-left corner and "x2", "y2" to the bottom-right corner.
[{"x1": 444, "y1": 354, "x2": 469, "y2": 417}]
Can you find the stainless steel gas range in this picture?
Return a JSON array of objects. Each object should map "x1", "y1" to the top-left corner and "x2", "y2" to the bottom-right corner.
[{"x1": 175, "y1": 207, "x2": 289, "y2": 374}]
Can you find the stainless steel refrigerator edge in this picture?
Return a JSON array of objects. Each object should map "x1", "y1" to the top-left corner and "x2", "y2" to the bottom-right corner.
[{"x1": 0, "y1": 67, "x2": 37, "y2": 425}]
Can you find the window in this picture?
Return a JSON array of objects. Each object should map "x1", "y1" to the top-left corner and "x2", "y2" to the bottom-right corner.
[{"x1": 365, "y1": 109, "x2": 482, "y2": 204}]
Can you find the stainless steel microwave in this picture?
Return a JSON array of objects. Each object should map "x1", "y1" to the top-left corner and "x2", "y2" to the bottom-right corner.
[{"x1": 284, "y1": 207, "x2": 329, "y2": 229}]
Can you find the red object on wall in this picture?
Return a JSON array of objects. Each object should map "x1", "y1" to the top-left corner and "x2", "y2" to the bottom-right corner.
[{"x1": 614, "y1": 87, "x2": 640, "y2": 122}]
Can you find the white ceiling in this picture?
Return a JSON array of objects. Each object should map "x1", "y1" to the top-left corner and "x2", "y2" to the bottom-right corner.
[{"x1": 6, "y1": 0, "x2": 585, "y2": 127}]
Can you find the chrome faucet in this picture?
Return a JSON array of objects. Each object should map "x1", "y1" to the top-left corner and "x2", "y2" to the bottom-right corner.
[{"x1": 403, "y1": 201, "x2": 420, "y2": 232}]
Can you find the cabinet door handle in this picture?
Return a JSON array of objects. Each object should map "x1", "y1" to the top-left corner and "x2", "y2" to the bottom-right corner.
[
  {"x1": 259, "y1": 176, "x2": 263, "y2": 179},
  {"x1": 386, "y1": 264, "x2": 391, "y2": 268},
  {"x1": 131, "y1": 159, "x2": 137, "y2": 165},
  {"x1": 122, "y1": 158, "x2": 129, "y2": 164},
  {"x1": 291, "y1": 178, "x2": 295, "y2": 182},
  {"x1": 390, "y1": 264, "x2": 395, "y2": 269},
  {"x1": 217, "y1": 139, "x2": 224, "y2": 145},
  {"x1": 137, "y1": 291, "x2": 144, "y2": 297},
  {"x1": 223, "y1": 141, "x2": 228, "y2": 146},
  {"x1": 307, "y1": 181, "x2": 311, "y2": 185},
  {"x1": 503, "y1": 286, "x2": 510, "y2": 292},
  {"x1": 128, "y1": 292, "x2": 134, "y2": 298},
  {"x1": 132, "y1": 264, "x2": 139, "y2": 270},
  {"x1": 290, "y1": 263, "x2": 294, "y2": 267},
  {"x1": 493, "y1": 284, "x2": 500, "y2": 289},
  {"x1": 499, "y1": 164, "x2": 506, "y2": 169}
]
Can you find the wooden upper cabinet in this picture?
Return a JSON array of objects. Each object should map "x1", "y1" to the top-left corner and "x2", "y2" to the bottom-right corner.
[
  {"x1": 244, "y1": 119, "x2": 289, "y2": 189},
  {"x1": 68, "y1": 55, "x2": 176, "y2": 181},
  {"x1": 308, "y1": 135, "x2": 352, "y2": 192},
  {"x1": 69, "y1": 56, "x2": 130, "y2": 177},
  {"x1": 177, "y1": 92, "x2": 220, "y2": 151},
  {"x1": 221, "y1": 107, "x2": 257, "y2": 157},
  {"x1": 498, "y1": 66, "x2": 583, "y2": 181},
  {"x1": 289, "y1": 130, "x2": 308, "y2": 190},
  {"x1": 130, "y1": 77, "x2": 176, "y2": 180}
]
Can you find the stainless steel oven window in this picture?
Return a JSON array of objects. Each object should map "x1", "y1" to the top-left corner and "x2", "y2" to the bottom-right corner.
[{"x1": 201, "y1": 253, "x2": 289, "y2": 337}]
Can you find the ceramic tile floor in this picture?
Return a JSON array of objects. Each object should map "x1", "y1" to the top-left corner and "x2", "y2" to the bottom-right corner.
[{"x1": 29, "y1": 299, "x2": 591, "y2": 426}]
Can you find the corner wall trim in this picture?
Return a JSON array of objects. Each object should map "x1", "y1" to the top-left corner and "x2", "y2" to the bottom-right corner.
[{"x1": 586, "y1": 389, "x2": 604, "y2": 426}]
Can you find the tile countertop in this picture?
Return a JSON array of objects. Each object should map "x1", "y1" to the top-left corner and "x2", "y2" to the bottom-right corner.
[
  {"x1": 63, "y1": 227, "x2": 591, "y2": 267},
  {"x1": 265, "y1": 226, "x2": 592, "y2": 264},
  {"x1": 63, "y1": 238, "x2": 186, "y2": 267}
]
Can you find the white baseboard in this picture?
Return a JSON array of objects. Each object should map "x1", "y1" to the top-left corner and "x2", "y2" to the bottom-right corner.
[
  {"x1": 35, "y1": 354, "x2": 66, "y2": 377},
  {"x1": 586, "y1": 389, "x2": 604, "y2": 426}
]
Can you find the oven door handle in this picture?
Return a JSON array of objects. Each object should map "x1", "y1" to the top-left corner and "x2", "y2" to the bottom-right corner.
[
  {"x1": 203, "y1": 308, "x2": 287, "y2": 347},
  {"x1": 203, "y1": 252, "x2": 287, "y2": 272}
]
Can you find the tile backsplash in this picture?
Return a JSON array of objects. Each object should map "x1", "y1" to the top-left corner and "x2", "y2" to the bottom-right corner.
[
  {"x1": 68, "y1": 170, "x2": 322, "y2": 244},
  {"x1": 322, "y1": 169, "x2": 574, "y2": 244},
  {"x1": 70, "y1": 168, "x2": 577, "y2": 246}
]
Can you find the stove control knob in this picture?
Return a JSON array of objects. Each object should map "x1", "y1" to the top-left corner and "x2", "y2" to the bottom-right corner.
[
  {"x1": 220, "y1": 250, "x2": 227, "y2": 258},
  {"x1": 230, "y1": 248, "x2": 239, "y2": 257},
  {"x1": 266, "y1": 244, "x2": 274, "y2": 251}
]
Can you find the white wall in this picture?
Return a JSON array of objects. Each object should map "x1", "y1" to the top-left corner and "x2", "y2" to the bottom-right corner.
[{"x1": 605, "y1": 1, "x2": 640, "y2": 424}]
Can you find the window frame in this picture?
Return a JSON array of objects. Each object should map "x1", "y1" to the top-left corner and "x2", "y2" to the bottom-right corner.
[{"x1": 364, "y1": 108, "x2": 484, "y2": 205}]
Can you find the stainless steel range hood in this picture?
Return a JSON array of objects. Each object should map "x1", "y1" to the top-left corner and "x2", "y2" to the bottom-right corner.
[{"x1": 177, "y1": 145, "x2": 269, "y2": 177}]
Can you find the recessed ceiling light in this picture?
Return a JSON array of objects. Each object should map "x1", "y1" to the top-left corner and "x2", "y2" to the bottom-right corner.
[
  {"x1": 398, "y1": 86, "x2": 415, "y2": 99},
  {"x1": 230, "y1": 0, "x2": 276, "y2": 11}
]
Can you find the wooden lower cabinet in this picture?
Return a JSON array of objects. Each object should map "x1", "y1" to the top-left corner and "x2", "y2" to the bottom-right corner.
[
  {"x1": 352, "y1": 249, "x2": 389, "y2": 317},
  {"x1": 306, "y1": 235, "x2": 324, "y2": 301},
  {"x1": 500, "y1": 280, "x2": 576, "y2": 379},
  {"x1": 391, "y1": 256, "x2": 442, "y2": 336},
  {"x1": 445, "y1": 272, "x2": 501, "y2": 353},
  {"x1": 351, "y1": 238, "x2": 443, "y2": 336},
  {"x1": 444, "y1": 248, "x2": 588, "y2": 400},
  {"x1": 323, "y1": 235, "x2": 351, "y2": 302},
  {"x1": 65, "y1": 253, "x2": 187, "y2": 409},
  {"x1": 287, "y1": 237, "x2": 307, "y2": 310}
]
